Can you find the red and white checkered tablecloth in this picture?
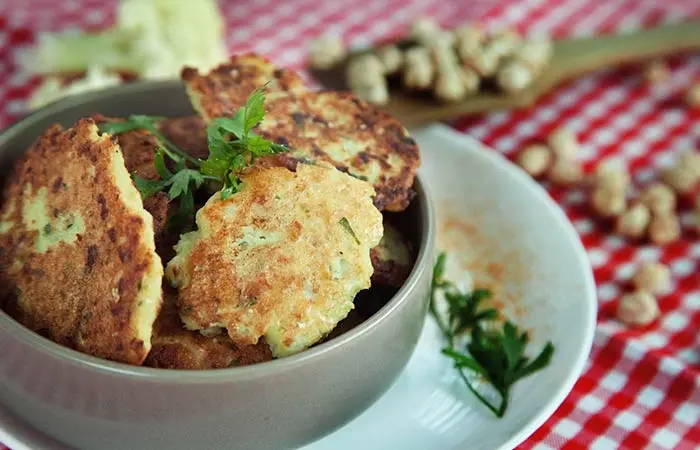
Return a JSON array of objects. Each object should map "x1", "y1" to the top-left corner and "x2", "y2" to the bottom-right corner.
[{"x1": 0, "y1": 1, "x2": 698, "y2": 449}]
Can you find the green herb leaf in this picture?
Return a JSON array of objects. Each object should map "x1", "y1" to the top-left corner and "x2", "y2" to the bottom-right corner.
[
  {"x1": 168, "y1": 169, "x2": 204, "y2": 200},
  {"x1": 429, "y1": 252, "x2": 555, "y2": 418},
  {"x1": 202, "y1": 85, "x2": 289, "y2": 200},
  {"x1": 132, "y1": 175, "x2": 170, "y2": 199},
  {"x1": 154, "y1": 149, "x2": 173, "y2": 180},
  {"x1": 243, "y1": 86, "x2": 266, "y2": 134},
  {"x1": 339, "y1": 217, "x2": 360, "y2": 244}
]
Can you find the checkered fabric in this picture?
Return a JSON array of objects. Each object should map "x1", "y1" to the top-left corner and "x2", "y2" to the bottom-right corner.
[{"x1": 0, "y1": 1, "x2": 698, "y2": 449}]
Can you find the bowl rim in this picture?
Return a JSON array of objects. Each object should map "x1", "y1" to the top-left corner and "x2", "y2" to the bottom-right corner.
[{"x1": 0, "y1": 80, "x2": 436, "y2": 383}]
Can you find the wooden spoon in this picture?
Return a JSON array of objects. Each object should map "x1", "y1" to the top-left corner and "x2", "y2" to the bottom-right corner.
[{"x1": 310, "y1": 20, "x2": 700, "y2": 128}]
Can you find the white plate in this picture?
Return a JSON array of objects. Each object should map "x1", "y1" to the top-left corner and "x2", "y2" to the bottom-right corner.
[
  {"x1": 305, "y1": 124, "x2": 597, "y2": 450},
  {"x1": 0, "y1": 124, "x2": 596, "y2": 450}
]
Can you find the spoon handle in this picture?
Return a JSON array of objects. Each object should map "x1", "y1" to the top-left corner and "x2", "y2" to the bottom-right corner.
[{"x1": 547, "y1": 20, "x2": 700, "y2": 86}]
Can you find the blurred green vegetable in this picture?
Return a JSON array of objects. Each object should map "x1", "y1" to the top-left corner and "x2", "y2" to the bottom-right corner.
[{"x1": 21, "y1": 0, "x2": 227, "y2": 79}]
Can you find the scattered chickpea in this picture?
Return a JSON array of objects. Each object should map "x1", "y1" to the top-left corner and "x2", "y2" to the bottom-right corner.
[
  {"x1": 375, "y1": 45, "x2": 404, "y2": 75},
  {"x1": 617, "y1": 290, "x2": 659, "y2": 327},
  {"x1": 594, "y1": 161, "x2": 631, "y2": 192},
  {"x1": 403, "y1": 46, "x2": 435, "y2": 90},
  {"x1": 616, "y1": 203, "x2": 651, "y2": 239},
  {"x1": 517, "y1": 144, "x2": 553, "y2": 177},
  {"x1": 679, "y1": 151, "x2": 700, "y2": 178},
  {"x1": 459, "y1": 67, "x2": 481, "y2": 95},
  {"x1": 661, "y1": 165, "x2": 699, "y2": 194},
  {"x1": 548, "y1": 159, "x2": 583, "y2": 185},
  {"x1": 308, "y1": 35, "x2": 347, "y2": 70},
  {"x1": 547, "y1": 127, "x2": 579, "y2": 160},
  {"x1": 632, "y1": 262, "x2": 670, "y2": 295},
  {"x1": 514, "y1": 37, "x2": 553, "y2": 73},
  {"x1": 496, "y1": 59, "x2": 534, "y2": 93},
  {"x1": 643, "y1": 60, "x2": 669, "y2": 85},
  {"x1": 591, "y1": 186, "x2": 626, "y2": 217},
  {"x1": 685, "y1": 84, "x2": 700, "y2": 108},
  {"x1": 648, "y1": 213, "x2": 681, "y2": 245},
  {"x1": 639, "y1": 183, "x2": 676, "y2": 216}
]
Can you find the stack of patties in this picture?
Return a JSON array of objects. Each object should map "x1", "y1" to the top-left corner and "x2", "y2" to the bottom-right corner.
[{"x1": 0, "y1": 54, "x2": 420, "y2": 369}]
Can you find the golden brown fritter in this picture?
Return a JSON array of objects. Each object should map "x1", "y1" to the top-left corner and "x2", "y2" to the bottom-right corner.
[
  {"x1": 0, "y1": 119, "x2": 163, "y2": 365},
  {"x1": 144, "y1": 286, "x2": 272, "y2": 369},
  {"x1": 182, "y1": 56, "x2": 420, "y2": 211},
  {"x1": 370, "y1": 220, "x2": 414, "y2": 287},
  {"x1": 92, "y1": 114, "x2": 172, "y2": 240},
  {"x1": 158, "y1": 115, "x2": 210, "y2": 161},
  {"x1": 181, "y1": 53, "x2": 306, "y2": 122},
  {"x1": 166, "y1": 164, "x2": 383, "y2": 358},
  {"x1": 256, "y1": 91, "x2": 420, "y2": 211}
]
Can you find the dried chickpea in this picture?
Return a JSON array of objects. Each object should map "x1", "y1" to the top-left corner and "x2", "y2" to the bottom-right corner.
[
  {"x1": 308, "y1": 35, "x2": 347, "y2": 69},
  {"x1": 616, "y1": 203, "x2": 651, "y2": 239},
  {"x1": 454, "y1": 24, "x2": 484, "y2": 61},
  {"x1": 632, "y1": 262, "x2": 670, "y2": 295},
  {"x1": 484, "y1": 28, "x2": 521, "y2": 59},
  {"x1": 517, "y1": 144, "x2": 552, "y2": 177},
  {"x1": 685, "y1": 84, "x2": 700, "y2": 108},
  {"x1": 661, "y1": 165, "x2": 699, "y2": 194},
  {"x1": 410, "y1": 17, "x2": 448, "y2": 46},
  {"x1": 434, "y1": 70, "x2": 466, "y2": 102},
  {"x1": 594, "y1": 161, "x2": 630, "y2": 192},
  {"x1": 639, "y1": 183, "x2": 676, "y2": 215},
  {"x1": 514, "y1": 37, "x2": 553, "y2": 73},
  {"x1": 375, "y1": 45, "x2": 404, "y2": 75},
  {"x1": 346, "y1": 54, "x2": 388, "y2": 105},
  {"x1": 403, "y1": 46, "x2": 435, "y2": 90},
  {"x1": 679, "y1": 151, "x2": 700, "y2": 178},
  {"x1": 617, "y1": 290, "x2": 659, "y2": 327},
  {"x1": 462, "y1": 48, "x2": 500, "y2": 77},
  {"x1": 496, "y1": 59, "x2": 534, "y2": 93},
  {"x1": 548, "y1": 159, "x2": 583, "y2": 185},
  {"x1": 643, "y1": 60, "x2": 669, "y2": 85},
  {"x1": 460, "y1": 67, "x2": 480, "y2": 95},
  {"x1": 547, "y1": 127, "x2": 579, "y2": 160},
  {"x1": 648, "y1": 213, "x2": 681, "y2": 245},
  {"x1": 591, "y1": 186, "x2": 626, "y2": 217}
]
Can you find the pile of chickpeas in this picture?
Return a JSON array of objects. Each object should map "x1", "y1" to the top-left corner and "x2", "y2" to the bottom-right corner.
[{"x1": 307, "y1": 17, "x2": 553, "y2": 105}]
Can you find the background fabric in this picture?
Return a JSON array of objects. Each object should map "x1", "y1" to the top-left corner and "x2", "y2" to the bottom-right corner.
[{"x1": 0, "y1": 1, "x2": 698, "y2": 448}]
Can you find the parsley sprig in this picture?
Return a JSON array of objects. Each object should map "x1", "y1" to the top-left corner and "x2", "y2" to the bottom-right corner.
[
  {"x1": 201, "y1": 87, "x2": 288, "y2": 199},
  {"x1": 98, "y1": 86, "x2": 289, "y2": 228},
  {"x1": 429, "y1": 252, "x2": 555, "y2": 418}
]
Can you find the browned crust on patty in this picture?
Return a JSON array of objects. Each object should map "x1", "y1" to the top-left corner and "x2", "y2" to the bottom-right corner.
[
  {"x1": 256, "y1": 91, "x2": 420, "y2": 211},
  {"x1": 144, "y1": 286, "x2": 273, "y2": 369},
  {"x1": 0, "y1": 119, "x2": 162, "y2": 365},
  {"x1": 181, "y1": 53, "x2": 306, "y2": 122},
  {"x1": 158, "y1": 115, "x2": 210, "y2": 161}
]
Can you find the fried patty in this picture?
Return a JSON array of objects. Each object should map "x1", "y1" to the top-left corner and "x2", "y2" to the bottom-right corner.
[
  {"x1": 183, "y1": 58, "x2": 420, "y2": 211},
  {"x1": 158, "y1": 115, "x2": 210, "y2": 161},
  {"x1": 182, "y1": 53, "x2": 306, "y2": 122},
  {"x1": 166, "y1": 164, "x2": 383, "y2": 357},
  {"x1": 0, "y1": 119, "x2": 163, "y2": 365},
  {"x1": 370, "y1": 220, "x2": 414, "y2": 287},
  {"x1": 144, "y1": 285, "x2": 272, "y2": 369}
]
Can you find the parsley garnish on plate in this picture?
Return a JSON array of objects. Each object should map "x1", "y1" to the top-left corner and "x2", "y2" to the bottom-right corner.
[
  {"x1": 429, "y1": 252, "x2": 555, "y2": 418},
  {"x1": 98, "y1": 85, "x2": 289, "y2": 227}
]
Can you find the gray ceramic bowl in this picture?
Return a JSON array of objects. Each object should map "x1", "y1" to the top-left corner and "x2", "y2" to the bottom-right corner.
[{"x1": 0, "y1": 81, "x2": 435, "y2": 450}]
